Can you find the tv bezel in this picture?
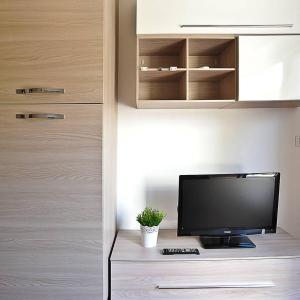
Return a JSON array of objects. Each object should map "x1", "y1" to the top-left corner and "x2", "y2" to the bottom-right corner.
[{"x1": 177, "y1": 173, "x2": 280, "y2": 237}]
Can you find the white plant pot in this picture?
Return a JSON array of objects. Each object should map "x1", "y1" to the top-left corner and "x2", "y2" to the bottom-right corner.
[{"x1": 140, "y1": 225, "x2": 159, "y2": 248}]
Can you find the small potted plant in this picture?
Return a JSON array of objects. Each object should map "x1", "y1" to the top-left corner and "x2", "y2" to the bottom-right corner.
[{"x1": 136, "y1": 207, "x2": 166, "y2": 248}]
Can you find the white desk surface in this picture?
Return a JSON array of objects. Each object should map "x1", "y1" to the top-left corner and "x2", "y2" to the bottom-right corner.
[{"x1": 111, "y1": 229, "x2": 300, "y2": 262}]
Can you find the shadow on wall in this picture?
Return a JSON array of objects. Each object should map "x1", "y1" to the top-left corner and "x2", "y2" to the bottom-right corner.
[{"x1": 145, "y1": 185, "x2": 178, "y2": 228}]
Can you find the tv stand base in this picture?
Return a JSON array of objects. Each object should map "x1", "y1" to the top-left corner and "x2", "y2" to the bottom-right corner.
[{"x1": 200, "y1": 235, "x2": 256, "y2": 249}]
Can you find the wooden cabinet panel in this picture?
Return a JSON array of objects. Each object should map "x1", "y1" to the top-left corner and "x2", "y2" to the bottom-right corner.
[
  {"x1": 239, "y1": 35, "x2": 300, "y2": 101},
  {"x1": 0, "y1": 105, "x2": 102, "y2": 300},
  {"x1": 0, "y1": 0, "x2": 103, "y2": 104},
  {"x1": 0, "y1": 0, "x2": 102, "y2": 42},
  {"x1": 112, "y1": 259, "x2": 300, "y2": 300},
  {"x1": 111, "y1": 230, "x2": 300, "y2": 300},
  {"x1": 0, "y1": 40, "x2": 102, "y2": 104}
]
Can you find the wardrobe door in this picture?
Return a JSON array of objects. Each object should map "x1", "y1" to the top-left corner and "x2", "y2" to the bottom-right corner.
[
  {"x1": 0, "y1": 0, "x2": 103, "y2": 104},
  {"x1": 0, "y1": 105, "x2": 102, "y2": 300}
]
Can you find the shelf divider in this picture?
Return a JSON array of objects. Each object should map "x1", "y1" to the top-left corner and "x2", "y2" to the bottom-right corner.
[{"x1": 186, "y1": 38, "x2": 189, "y2": 101}]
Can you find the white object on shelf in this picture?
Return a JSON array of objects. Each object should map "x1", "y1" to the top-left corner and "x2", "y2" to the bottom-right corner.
[
  {"x1": 140, "y1": 225, "x2": 159, "y2": 248},
  {"x1": 170, "y1": 66, "x2": 178, "y2": 71},
  {"x1": 239, "y1": 35, "x2": 300, "y2": 101},
  {"x1": 140, "y1": 66, "x2": 148, "y2": 71},
  {"x1": 158, "y1": 67, "x2": 169, "y2": 71},
  {"x1": 137, "y1": 0, "x2": 300, "y2": 34}
]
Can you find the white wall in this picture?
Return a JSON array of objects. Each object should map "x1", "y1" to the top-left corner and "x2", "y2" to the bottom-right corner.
[
  {"x1": 285, "y1": 108, "x2": 300, "y2": 238},
  {"x1": 117, "y1": 0, "x2": 300, "y2": 237}
]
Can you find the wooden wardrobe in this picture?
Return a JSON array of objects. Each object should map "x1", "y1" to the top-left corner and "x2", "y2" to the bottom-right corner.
[{"x1": 0, "y1": 0, "x2": 117, "y2": 299}]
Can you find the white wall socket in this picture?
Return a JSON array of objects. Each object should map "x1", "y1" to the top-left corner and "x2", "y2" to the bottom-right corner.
[{"x1": 295, "y1": 136, "x2": 300, "y2": 147}]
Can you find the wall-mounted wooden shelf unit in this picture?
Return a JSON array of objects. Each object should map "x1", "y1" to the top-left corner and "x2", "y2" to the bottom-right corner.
[
  {"x1": 136, "y1": 36, "x2": 300, "y2": 109},
  {"x1": 137, "y1": 37, "x2": 237, "y2": 108}
]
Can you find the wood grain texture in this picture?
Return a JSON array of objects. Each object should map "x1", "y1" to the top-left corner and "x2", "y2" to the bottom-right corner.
[
  {"x1": 138, "y1": 38, "x2": 187, "y2": 69},
  {"x1": 186, "y1": 39, "x2": 190, "y2": 100},
  {"x1": 137, "y1": 37, "x2": 236, "y2": 104},
  {"x1": 189, "y1": 69, "x2": 235, "y2": 81},
  {"x1": 189, "y1": 38, "x2": 235, "y2": 56},
  {"x1": 102, "y1": 0, "x2": 118, "y2": 298},
  {"x1": 139, "y1": 70, "x2": 187, "y2": 100},
  {"x1": 0, "y1": 0, "x2": 103, "y2": 104},
  {"x1": 112, "y1": 259, "x2": 300, "y2": 300},
  {"x1": 220, "y1": 71, "x2": 236, "y2": 100},
  {"x1": 139, "y1": 56, "x2": 183, "y2": 69},
  {"x1": 189, "y1": 55, "x2": 219, "y2": 68},
  {"x1": 111, "y1": 230, "x2": 300, "y2": 299},
  {"x1": 111, "y1": 229, "x2": 300, "y2": 262},
  {"x1": 179, "y1": 72, "x2": 187, "y2": 100},
  {"x1": 219, "y1": 39, "x2": 236, "y2": 68},
  {"x1": 139, "y1": 70, "x2": 186, "y2": 82},
  {"x1": 137, "y1": 100, "x2": 300, "y2": 109},
  {"x1": 0, "y1": 104, "x2": 102, "y2": 300},
  {"x1": 0, "y1": 0, "x2": 102, "y2": 42},
  {"x1": 138, "y1": 34, "x2": 237, "y2": 39},
  {"x1": 179, "y1": 39, "x2": 187, "y2": 68},
  {"x1": 139, "y1": 82, "x2": 186, "y2": 101},
  {"x1": 188, "y1": 37, "x2": 236, "y2": 68},
  {"x1": 0, "y1": 39, "x2": 102, "y2": 104},
  {"x1": 139, "y1": 38, "x2": 186, "y2": 56},
  {"x1": 137, "y1": 100, "x2": 234, "y2": 109},
  {"x1": 189, "y1": 74, "x2": 236, "y2": 100},
  {"x1": 189, "y1": 81, "x2": 221, "y2": 100}
]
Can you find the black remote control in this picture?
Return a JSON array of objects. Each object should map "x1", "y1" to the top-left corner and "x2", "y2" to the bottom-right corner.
[{"x1": 162, "y1": 248, "x2": 200, "y2": 255}]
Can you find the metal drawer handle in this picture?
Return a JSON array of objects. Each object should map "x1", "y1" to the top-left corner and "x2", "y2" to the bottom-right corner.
[
  {"x1": 157, "y1": 281, "x2": 276, "y2": 289},
  {"x1": 16, "y1": 88, "x2": 65, "y2": 94},
  {"x1": 16, "y1": 113, "x2": 65, "y2": 120},
  {"x1": 180, "y1": 24, "x2": 293, "y2": 28}
]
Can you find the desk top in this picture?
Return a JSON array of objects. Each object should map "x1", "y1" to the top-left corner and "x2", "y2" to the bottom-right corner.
[{"x1": 111, "y1": 229, "x2": 300, "y2": 262}]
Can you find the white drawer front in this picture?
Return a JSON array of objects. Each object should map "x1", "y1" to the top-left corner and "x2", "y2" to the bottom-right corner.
[{"x1": 112, "y1": 259, "x2": 300, "y2": 300}]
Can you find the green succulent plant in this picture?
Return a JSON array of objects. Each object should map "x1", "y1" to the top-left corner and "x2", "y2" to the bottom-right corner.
[{"x1": 136, "y1": 207, "x2": 166, "y2": 227}]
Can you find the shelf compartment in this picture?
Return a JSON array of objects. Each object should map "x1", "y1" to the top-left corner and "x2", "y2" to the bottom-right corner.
[
  {"x1": 189, "y1": 38, "x2": 236, "y2": 69},
  {"x1": 139, "y1": 38, "x2": 187, "y2": 69},
  {"x1": 139, "y1": 70, "x2": 187, "y2": 101},
  {"x1": 189, "y1": 71, "x2": 236, "y2": 101},
  {"x1": 139, "y1": 70, "x2": 186, "y2": 82},
  {"x1": 189, "y1": 69, "x2": 235, "y2": 81}
]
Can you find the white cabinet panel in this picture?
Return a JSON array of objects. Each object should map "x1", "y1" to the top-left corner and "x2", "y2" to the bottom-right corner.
[
  {"x1": 137, "y1": 0, "x2": 300, "y2": 35},
  {"x1": 239, "y1": 35, "x2": 300, "y2": 101}
]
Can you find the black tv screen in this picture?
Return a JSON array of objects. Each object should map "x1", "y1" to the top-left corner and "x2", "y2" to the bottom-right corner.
[{"x1": 178, "y1": 173, "x2": 280, "y2": 236}]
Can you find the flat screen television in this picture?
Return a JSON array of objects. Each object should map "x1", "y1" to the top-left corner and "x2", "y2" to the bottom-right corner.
[{"x1": 177, "y1": 173, "x2": 280, "y2": 249}]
